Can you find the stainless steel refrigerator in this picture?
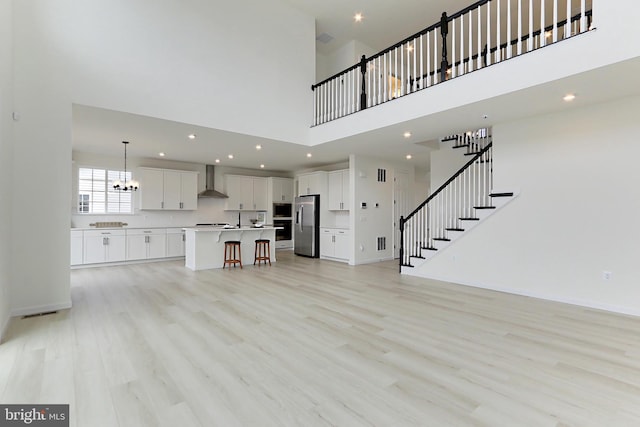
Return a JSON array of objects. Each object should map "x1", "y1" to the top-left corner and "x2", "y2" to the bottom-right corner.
[{"x1": 294, "y1": 195, "x2": 320, "y2": 257}]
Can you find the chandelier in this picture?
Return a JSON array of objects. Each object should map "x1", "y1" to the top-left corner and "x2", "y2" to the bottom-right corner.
[{"x1": 113, "y1": 141, "x2": 139, "y2": 191}]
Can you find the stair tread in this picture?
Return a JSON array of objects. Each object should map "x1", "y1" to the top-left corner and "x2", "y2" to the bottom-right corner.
[
  {"x1": 433, "y1": 237, "x2": 451, "y2": 241},
  {"x1": 410, "y1": 255, "x2": 426, "y2": 259},
  {"x1": 441, "y1": 136, "x2": 459, "y2": 142},
  {"x1": 451, "y1": 144, "x2": 469, "y2": 149},
  {"x1": 401, "y1": 263, "x2": 414, "y2": 268},
  {"x1": 459, "y1": 217, "x2": 480, "y2": 221},
  {"x1": 421, "y1": 246, "x2": 438, "y2": 251},
  {"x1": 489, "y1": 192, "x2": 514, "y2": 197},
  {"x1": 445, "y1": 228, "x2": 465, "y2": 232},
  {"x1": 474, "y1": 206, "x2": 496, "y2": 210},
  {"x1": 464, "y1": 152, "x2": 483, "y2": 156}
]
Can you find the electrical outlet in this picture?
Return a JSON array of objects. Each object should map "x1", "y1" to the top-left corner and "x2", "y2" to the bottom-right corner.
[{"x1": 602, "y1": 271, "x2": 612, "y2": 281}]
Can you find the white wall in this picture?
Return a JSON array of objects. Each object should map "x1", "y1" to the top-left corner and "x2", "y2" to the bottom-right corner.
[
  {"x1": 430, "y1": 140, "x2": 469, "y2": 193},
  {"x1": 414, "y1": 168, "x2": 431, "y2": 206},
  {"x1": 0, "y1": 0, "x2": 13, "y2": 337},
  {"x1": 413, "y1": 96, "x2": 640, "y2": 315},
  {"x1": 350, "y1": 155, "x2": 414, "y2": 265},
  {"x1": 68, "y1": 0, "x2": 315, "y2": 145},
  {"x1": 317, "y1": 39, "x2": 378, "y2": 81},
  {"x1": 11, "y1": 0, "x2": 73, "y2": 316}
]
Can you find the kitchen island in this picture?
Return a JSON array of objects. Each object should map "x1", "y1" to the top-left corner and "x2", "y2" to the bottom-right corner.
[{"x1": 184, "y1": 226, "x2": 279, "y2": 271}]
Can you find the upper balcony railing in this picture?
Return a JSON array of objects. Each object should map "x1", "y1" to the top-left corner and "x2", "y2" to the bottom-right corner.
[{"x1": 311, "y1": 0, "x2": 593, "y2": 126}]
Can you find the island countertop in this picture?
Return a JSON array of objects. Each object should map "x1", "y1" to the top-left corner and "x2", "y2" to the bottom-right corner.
[{"x1": 184, "y1": 226, "x2": 280, "y2": 270}]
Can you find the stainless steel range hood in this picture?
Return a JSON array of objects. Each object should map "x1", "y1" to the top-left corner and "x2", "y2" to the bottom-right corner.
[{"x1": 198, "y1": 165, "x2": 228, "y2": 198}]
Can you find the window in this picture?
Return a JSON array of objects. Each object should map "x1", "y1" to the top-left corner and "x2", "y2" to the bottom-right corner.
[{"x1": 78, "y1": 167, "x2": 133, "y2": 214}]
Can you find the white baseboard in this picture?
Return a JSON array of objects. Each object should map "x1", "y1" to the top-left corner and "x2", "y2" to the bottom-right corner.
[
  {"x1": 11, "y1": 301, "x2": 72, "y2": 318},
  {"x1": 412, "y1": 272, "x2": 640, "y2": 318}
]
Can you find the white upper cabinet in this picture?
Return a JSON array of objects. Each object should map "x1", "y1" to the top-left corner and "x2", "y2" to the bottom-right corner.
[
  {"x1": 225, "y1": 175, "x2": 268, "y2": 211},
  {"x1": 138, "y1": 168, "x2": 198, "y2": 210},
  {"x1": 297, "y1": 171, "x2": 327, "y2": 196},
  {"x1": 328, "y1": 170, "x2": 350, "y2": 211},
  {"x1": 269, "y1": 177, "x2": 294, "y2": 203}
]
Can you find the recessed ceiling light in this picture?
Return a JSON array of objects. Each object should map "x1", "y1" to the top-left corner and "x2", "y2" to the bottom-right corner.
[
  {"x1": 228, "y1": 154, "x2": 234, "y2": 159},
  {"x1": 354, "y1": 12, "x2": 363, "y2": 22},
  {"x1": 260, "y1": 164, "x2": 265, "y2": 169},
  {"x1": 159, "y1": 152, "x2": 165, "y2": 157},
  {"x1": 306, "y1": 153, "x2": 312, "y2": 158},
  {"x1": 403, "y1": 131, "x2": 412, "y2": 138},
  {"x1": 256, "y1": 144, "x2": 262, "y2": 150},
  {"x1": 563, "y1": 93, "x2": 576, "y2": 102},
  {"x1": 406, "y1": 154, "x2": 413, "y2": 160},
  {"x1": 215, "y1": 159, "x2": 220, "y2": 163},
  {"x1": 188, "y1": 134, "x2": 196, "y2": 140}
]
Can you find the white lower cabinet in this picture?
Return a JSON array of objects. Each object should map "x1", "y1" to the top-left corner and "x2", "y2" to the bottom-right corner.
[
  {"x1": 83, "y1": 230, "x2": 126, "y2": 264},
  {"x1": 126, "y1": 229, "x2": 167, "y2": 261},
  {"x1": 320, "y1": 228, "x2": 350, "y2": 262},
  {"x1": 71, "y1": 230, "x2": 84, "y2": 266},
  {"x1": 166, "y1": 228, "x2": 186, "y2": 257}
]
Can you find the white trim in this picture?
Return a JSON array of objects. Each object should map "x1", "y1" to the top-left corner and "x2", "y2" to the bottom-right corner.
[
  {"x1": 409, "y1": 272, "x2": 640, "y2": 318},
  {"x1": 11, "y1": 301, "x2": 73, "y2": 318}
]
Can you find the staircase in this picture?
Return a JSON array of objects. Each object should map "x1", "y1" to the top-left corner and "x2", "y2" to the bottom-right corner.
[{"x1": 399, "y1": 128, "x2": 516, "y2": 272}]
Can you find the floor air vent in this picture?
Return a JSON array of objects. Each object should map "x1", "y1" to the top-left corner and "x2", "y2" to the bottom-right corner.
[{"x1": 22, "y1": 311, "x2": 57, "y2": 319}]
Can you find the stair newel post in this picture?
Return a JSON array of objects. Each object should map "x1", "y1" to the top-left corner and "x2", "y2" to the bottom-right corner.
[
  {"x1": 440, "y1": 12, "x2": 449, "y2": 82},
  {"x1": 399, "y1": 216, "x2": 405, "y2": 272},
  {"x1": 359, "y1": 55, "x2": 368, "y2": 110}
]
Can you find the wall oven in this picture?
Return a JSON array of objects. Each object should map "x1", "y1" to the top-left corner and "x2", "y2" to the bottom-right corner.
[
  {"x1": 273, "y1": 219, "x2": 292, "y2": 241},
  {"x1": 273, "y1": 203, "x2": 292, "y2": 218}
]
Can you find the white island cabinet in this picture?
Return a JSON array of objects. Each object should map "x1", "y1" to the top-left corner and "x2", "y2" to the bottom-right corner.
[{"x1": 184, "y1": 226, "x2": 279, "y2": 270}]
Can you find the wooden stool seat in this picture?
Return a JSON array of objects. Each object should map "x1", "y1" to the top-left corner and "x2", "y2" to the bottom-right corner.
[
  {"x1": 223, "y1": 241, "x2": 242, "y2": 269},
  {"x1": 254, "y1": 239, "x2": 271, "y2": 266}
]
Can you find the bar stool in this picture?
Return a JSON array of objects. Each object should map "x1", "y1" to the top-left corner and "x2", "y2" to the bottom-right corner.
[
  {"x1": 223, "y1": 241, "x2": 242, "y2": 269},
  {"x1": 254, "y1": 239, "x2": 271, "y2": 266}
]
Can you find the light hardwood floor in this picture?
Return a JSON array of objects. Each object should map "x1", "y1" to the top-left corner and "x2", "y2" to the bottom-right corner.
[{"x1": 2, "y1": 252, "x2": 640, "y2": 426}]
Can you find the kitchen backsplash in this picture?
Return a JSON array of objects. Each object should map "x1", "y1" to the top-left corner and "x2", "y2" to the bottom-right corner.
[{"x1": 71, "y1": 198, "x2": 267, "y2": 228}]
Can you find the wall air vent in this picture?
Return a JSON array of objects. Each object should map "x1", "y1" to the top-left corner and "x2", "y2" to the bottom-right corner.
[
  {"x1": 377, "y1": 237, "x2": 386, "y2": 251},
  {"x1": 316, "y1": 33, "x2": 334, "y2": 44},
  {"x1": 377, "y1": 168, "x2": 386, "y2": 182}
]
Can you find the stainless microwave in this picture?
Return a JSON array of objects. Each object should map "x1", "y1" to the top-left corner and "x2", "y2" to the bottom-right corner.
[{"x1": 273, "y1": 203, "x2": 292, "y2": 218}]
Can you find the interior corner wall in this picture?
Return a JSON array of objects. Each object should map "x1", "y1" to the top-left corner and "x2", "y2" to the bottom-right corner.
[
  {"x1": 350, "y1": 154, "x2": 414, "y2": 265},
  {"x1": 430, "y1": 140, "x2": 469, "y2": 193},
  {"x1": 321, "y1": 39, "x2": 378, "y2": 80},
  {"x1": 11, "y1": 0, "x2": 72, "y2": 316},
  {"x1": 0, "y1": 0, "x2": 13, "y2": 337},
  {"x1": 414, "y1": 95, "x2": 640, "y2": 316},
  {"x1": 68, "y1": 0, "x2": 315, "y2": 145}
]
